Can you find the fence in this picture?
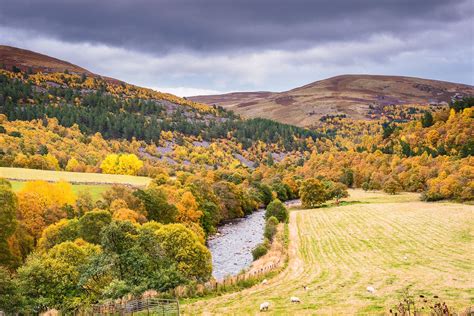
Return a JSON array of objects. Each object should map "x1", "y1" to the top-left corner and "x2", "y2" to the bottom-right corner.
[
  {"x1": 87, "y1": 298, "x2": 179, "y2": 316},
  {"x1": 173, "y1": 241, "x2": 286, "y2": 298}
]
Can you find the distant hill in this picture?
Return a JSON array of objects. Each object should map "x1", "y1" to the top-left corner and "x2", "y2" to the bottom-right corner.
[{"x1": 190, "y1": 75, "x2": 474, "y2": 127}]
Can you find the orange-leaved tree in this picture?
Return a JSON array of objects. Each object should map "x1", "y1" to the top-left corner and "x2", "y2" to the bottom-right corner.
[{"x1": 17, "y1": 180, "x2": 76, "y2": 239}]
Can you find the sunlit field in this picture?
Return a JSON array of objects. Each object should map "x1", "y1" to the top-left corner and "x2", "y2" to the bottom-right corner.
[
  {"x1": 183, "y1": 191, "x2": 474, "y2": 314},
  {"x1": 0, "y1": 167, "x2": 152, "y2": 187}
]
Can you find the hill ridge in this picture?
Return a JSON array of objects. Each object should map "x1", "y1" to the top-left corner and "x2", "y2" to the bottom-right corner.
[{"x1": 190, "y1": 74, "x2": 474, "y2": 126}]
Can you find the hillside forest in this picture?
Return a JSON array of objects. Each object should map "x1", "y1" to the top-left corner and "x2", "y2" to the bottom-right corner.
[{"x1": 0, "y1": 67, "x2": 473, "y2": 312}]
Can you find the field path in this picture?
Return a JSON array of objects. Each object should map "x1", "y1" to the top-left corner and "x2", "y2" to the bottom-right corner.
[{"x1": 182, "y1": 191, "x2": 474, "y2": 314}]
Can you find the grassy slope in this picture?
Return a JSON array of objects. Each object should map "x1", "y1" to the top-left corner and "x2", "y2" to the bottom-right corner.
[
  {"x1": 0, "y1": 167, "x2": 152, "y2": 187},
  {"x1": 182, "y1": 190, "x2": 474, "y2": 314}
]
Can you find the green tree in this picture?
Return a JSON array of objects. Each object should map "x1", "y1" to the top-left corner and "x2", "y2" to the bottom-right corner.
[
  {"x1": 0, "y1": 180, "x2": 18, "y2": 268},
  {"x1": 78, "y1": 210, "x2": 112, "y2": 244},
  {"x1": 264, "y1": 216, "x2": 279, "y2": 241},
  {"x1": 324, "y1": 181, "x2": 349, "y2": 203},
  {"x1": 271, "y1": 181, "x2": 289, "y2": 201},
  {"x1": 254, "y1": 182, "x2": 273, "y2": 207},
  {"x1": 265, "y1": 199, "x2": 288, "y2": 223},
  {"x1": 212, "y1": 181, "x2": 244, "y2": 220},
  {"x1": 133, "y1": 188, "x2": 177, "y2": 224},
  {"x1": 450, "y1": 96, "x2": 474, "y2": 113},
  {"x1": 421, "y1": 111, "x2": 434, "y2": 128},
  {"x1": 339, "y1": 168, "x2": 354, "y2": 187},
  {"x1": 0, "y1": 266, "x2": 24, "y2": 313},
  {"x1": 18, "y1": 240, "x2": 101, "y2": 311},
  {"x1": 154, "y1": 224, "x2": 212, "y2": 282},
  {"x1": 300, "y1": 178, "x2": 328, "y2": 208},
  {"x1": 37, "y1": 219, "x2": 80, "y2": 251}
]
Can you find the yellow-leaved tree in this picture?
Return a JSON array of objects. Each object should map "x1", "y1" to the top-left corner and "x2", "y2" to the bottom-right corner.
[
  {"x1": 100, "y1": 154, "x2": 143, "y2": 175},
  {"x1": 176, "y1": 191, "x2": 202, "y2": 223},
  {"x1": 17, "y1": 180, "x2": 76, "y2": 239}
]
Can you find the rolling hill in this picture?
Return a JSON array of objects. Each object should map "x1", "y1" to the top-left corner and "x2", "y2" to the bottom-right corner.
[
  {"x1": 190, "y1": 75, "x2": 474, "y2": 127},
  {"x1": 0, "y1": 45, "x2": 93, "y2": 75}
]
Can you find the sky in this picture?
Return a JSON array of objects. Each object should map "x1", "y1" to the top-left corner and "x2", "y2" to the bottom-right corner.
[{"x1": 0, "y1": 0, "x2": 473, "y2": 96}]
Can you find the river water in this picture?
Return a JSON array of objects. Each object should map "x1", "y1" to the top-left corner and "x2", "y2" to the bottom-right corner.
[{"x1": 208, "y1": 209, "x2": 266, "y2": 280}]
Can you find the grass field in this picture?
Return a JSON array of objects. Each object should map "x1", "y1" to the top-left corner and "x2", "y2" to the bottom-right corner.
[
  {"x1": 0, "y1": 167, "x2": 152, "y2": 186},
  {"x1": 182, "y1": 190, "x2": 474, "y2": 314}
]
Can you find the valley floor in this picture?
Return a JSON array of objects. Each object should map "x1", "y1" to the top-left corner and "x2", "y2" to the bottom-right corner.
[{"x1": 182, "y1": 190, "x2": 474, "y2": 315}]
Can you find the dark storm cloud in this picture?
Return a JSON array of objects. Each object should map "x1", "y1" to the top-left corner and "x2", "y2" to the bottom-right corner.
[{"x1": 0, "y1": 0, "x2": 471, "y2": 54}]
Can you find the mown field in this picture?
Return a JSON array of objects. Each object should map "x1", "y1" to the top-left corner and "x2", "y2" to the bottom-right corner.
[
  {"x1": 183, "y1": 190, "x2": 474, "y2": 314},
  {"x1": 0, "y1": 167, "x2": 152, "y2": 186}
]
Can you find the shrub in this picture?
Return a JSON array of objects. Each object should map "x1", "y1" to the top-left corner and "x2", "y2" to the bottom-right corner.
[
  {"x1": 252, "y1": 243, "x2": 268, "y2": 260},
  {"x1": 383, "y1": 178, "x2": 402, "y2": 195},
  {"x1": 264, "y1": 216, "x2": 278, "y2": 241},
  {"x1": 265, "y1": 199, "x2": 288, "y2": 223}
]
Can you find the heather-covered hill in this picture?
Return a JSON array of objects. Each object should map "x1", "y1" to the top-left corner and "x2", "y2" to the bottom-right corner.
[{"x1": 190, "y1": 74, "x2": 474, "y2": 126}]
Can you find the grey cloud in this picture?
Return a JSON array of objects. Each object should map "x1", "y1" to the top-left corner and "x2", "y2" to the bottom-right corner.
[{"x1": 0, "y1": 0, "x2": 471, "y2": 54}]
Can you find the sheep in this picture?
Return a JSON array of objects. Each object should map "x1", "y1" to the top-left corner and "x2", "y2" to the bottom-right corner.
[
  {"x1": 261, "y1": 279, "x2": 268, "y2": 285},
  {"x1": 303, "y1": 285, "x2": 310, "y2": 291},
  {"x1": 259, "y1": 302, "x2": 270, "y2": 311},
  {"x1": 290, "y1": 296, "x2": 301, "y2": 303},
  {"x1": 366, "y1": 286, "x2": 376, "y2": 294}
]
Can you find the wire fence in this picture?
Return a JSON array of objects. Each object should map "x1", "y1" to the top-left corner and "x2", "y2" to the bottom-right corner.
[{"x1": 173, "y1": 244, "x2": 285, "y2": 298}]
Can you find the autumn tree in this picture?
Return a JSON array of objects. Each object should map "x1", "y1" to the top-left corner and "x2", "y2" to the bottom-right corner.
[
  {"x1": 100, "y1": 154, "x2": 143, "y2": 175},
  {"x1": 383, "y1": 178, "x2": 402, "y2": 195},
  {"x1": 102, "y1": 185, "x2": 144, "y2": 211},
  {"x1": 300, "y1": 178, "x2": 328, "y2": 208},
  {"x1": 17, "y1": 181, "x2": 76, "y2": 239},
  {"x1": 112, "y1": 208, "x2": 143, "y2": 224},
  {"x1": 75, "y1": 190, "x2": 94, "y2": 217},
  {"x1": 176, "y1": 191, "x2": 203, "y2": 223}
]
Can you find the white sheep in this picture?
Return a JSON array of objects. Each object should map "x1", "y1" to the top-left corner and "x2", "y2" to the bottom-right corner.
[
  {"x1": 261, "y1": 279, "x2": 268, "y2": 285},
  {"x1": 290, "y1": 296, "x2": 301, "y2": 303},
  {"x1": 259, "y1": 302, "x2": 270, "y2": 311},
  {"x1": 303, "y1": 285, "x2": 310, "y2": 291},
  {"x1": 366, "y1": 286, "x2": 376, "y2": 294}
]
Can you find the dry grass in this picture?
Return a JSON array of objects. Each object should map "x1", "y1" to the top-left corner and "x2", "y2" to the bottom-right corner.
[
  {"x1": 245, "y1": 224, "x2": 287, "y2": 275},
  {"x1": 0, "y1": 167, "x2": 152, "y2": 187},
  {"x1": 182, "y1": 191, "x2": 473, "y2": 314}
]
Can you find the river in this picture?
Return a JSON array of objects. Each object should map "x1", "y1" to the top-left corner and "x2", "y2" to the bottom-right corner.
[{"x1": 208, "y1": 209, "x2": 266, "y2": 280}]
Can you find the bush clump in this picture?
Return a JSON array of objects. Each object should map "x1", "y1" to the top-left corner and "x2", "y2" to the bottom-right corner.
[
  {"x1": 252, "y1": 238, "x2": 271, "y2": 260},
  {"x1": 264, "y1": 216, "x2": 278, "y2": 241},
  {"x1": 265, "y1": 199, "x2": 288, "y2": 223}
]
